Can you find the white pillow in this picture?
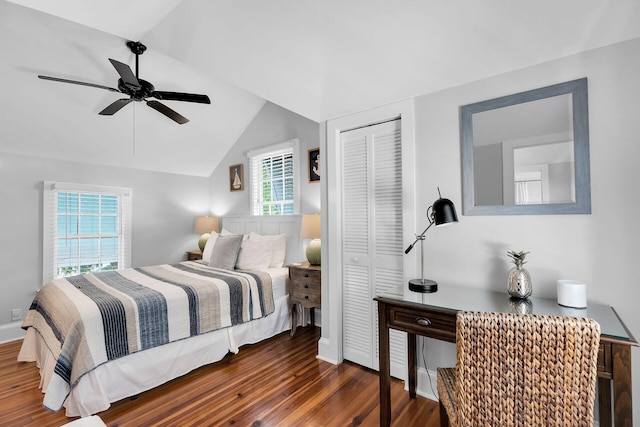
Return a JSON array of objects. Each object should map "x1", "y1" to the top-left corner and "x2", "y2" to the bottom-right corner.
[
  {"x1": 235, "y1": 239, "x2": 273, "y2": 271},
  {"x1": 201, "y1": 231, "x2": 219, "y2": 263},
  {"x1": 249, "y1": 232, "x2": 287, "y2": 268}
]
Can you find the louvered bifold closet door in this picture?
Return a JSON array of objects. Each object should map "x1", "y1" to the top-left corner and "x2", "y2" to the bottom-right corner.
[{"x1": 341, "y1": 119, "x2": 406, "y2": 378}]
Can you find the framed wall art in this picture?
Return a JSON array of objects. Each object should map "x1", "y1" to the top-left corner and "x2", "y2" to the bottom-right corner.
[
  {"x1": 229, "y1": 163, "x2": 244, "y2": 192},
  {"x1": 308, "y1": 148, "x2": 320, "y2": 183}
]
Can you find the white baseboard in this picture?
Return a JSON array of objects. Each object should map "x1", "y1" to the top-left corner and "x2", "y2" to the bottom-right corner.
[
  {"x1": 416, "y1": 367, "x2": 439, "y2": 401},
  {"x1": 0, "y1": 322, "x2": 25, "y2": 344},
  {"x1": 316, "y1": 337, "x2": 340, "y2": 365}
]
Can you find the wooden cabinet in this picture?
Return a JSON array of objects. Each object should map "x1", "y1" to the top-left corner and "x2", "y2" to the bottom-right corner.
[
  {"x1": 186, "y1": 250, "x2": 203, "y2": 261},
  {"x1": 288, "y1": 262, "x2": 321, "y2": 336}
]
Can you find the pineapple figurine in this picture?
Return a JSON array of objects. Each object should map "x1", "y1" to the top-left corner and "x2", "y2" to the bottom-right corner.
[{"x1": 507, "y1": 250, "x2": 532, "y2": 299}]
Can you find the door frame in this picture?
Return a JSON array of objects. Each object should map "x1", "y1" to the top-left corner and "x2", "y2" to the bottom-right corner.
[{"x1": 318, "y1": 99, "x2": 416, "y2": 366}]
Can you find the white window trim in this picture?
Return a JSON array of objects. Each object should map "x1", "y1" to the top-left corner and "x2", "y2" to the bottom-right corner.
[
  {"x1": 247, "y1": 138, "x2": 300, "y2": 215},
  {"x1": 42, "y1": 181, "x2": 132, "y2": 285}
]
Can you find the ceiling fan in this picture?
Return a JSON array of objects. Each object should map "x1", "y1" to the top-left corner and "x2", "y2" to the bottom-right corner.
[{"x1": 38, "y1": 41, "x2": 211, "y2": 124}]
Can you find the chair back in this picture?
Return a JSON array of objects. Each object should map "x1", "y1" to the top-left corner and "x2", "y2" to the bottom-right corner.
[{"x1": 454, "y1": 311, "x2": 601, "y2": 426}]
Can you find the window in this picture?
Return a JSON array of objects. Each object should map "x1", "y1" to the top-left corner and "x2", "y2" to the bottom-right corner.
[
  {"x1": 248, "y1": 138, "x2": 300, "y2": 215},
  {"x1": 43, "y1": 182, "x2": 132, "y2": 284}
]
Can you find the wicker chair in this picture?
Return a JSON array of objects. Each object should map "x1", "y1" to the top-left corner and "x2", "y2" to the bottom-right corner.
[{"x1": 437, "y1": 311, "x2": 601, "y2": 427}]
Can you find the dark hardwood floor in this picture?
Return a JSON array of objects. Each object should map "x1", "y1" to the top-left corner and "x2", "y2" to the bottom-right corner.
[{"x1": 0, "y1": 326, "x2": 440, "y2": 426}]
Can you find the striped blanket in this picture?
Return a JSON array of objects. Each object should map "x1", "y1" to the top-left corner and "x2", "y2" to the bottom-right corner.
[{"x1": 21, "y1": 261, "x2": 274, "y2": 412}]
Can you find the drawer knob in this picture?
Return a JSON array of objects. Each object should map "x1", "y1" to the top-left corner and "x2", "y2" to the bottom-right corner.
[
  {"x1": 304, "y1": 273, "x2": 309, "y2": 278},
  {"x1": 304, "y1": 284, "x2": 309, "y2": 288},
  {"x1": 417, "y1": 318, "x2": 431, "y2": 326},
  {"x1": 305, "y1": 295, "x2": 309, "y2": 299}
]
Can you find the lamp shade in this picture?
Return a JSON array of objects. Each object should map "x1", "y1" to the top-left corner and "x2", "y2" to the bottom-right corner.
[
  {"x1": 194, "y1": 216, "x2": 219, "y2": 234},
  {"x1": 300, "y1": 214, "x2": 321, "y2": 239},
  {"x1": 432, "y1": 197, "x2": 458, "y2": 226}
]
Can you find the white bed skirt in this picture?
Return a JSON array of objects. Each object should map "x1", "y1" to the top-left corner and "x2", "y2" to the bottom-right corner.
[{"x1": 18, "y1": 294, "x2": 291, "y2": 417}]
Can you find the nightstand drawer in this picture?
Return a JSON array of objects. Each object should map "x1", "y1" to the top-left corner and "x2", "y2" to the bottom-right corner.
[
  {"x1": 388, "y1": 306, "x2": 456, "y2": 342},
  {"x1": 291, "y1": 288, "x2": 321, "y2": 306},
  {"x1": 289, "y1": 268, "x2": 321, "y2": 285}
]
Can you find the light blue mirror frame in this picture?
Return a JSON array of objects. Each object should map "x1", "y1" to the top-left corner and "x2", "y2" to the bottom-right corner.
[{"x1": 461, "y1": 78, "x2": 591, "y2": 215}]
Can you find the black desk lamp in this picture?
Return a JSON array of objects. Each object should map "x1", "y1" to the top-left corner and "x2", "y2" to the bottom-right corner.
[{"x1": 405, "y1": 188, "x2": 458, "y2": 293}]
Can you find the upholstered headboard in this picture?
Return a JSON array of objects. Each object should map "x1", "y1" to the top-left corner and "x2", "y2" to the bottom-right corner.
[{"x1": 220, "y1": 215, "x2": 303, "y2": 266}]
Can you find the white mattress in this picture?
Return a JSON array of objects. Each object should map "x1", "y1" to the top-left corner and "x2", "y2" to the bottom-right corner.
[{"x1": 19, "y1": 267, "x2": 291, "y2": 417}]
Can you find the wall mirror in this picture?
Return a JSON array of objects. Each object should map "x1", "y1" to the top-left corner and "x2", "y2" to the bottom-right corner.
[{"x1": 460, "y1": 78, "x2": 591, "y2": 215}]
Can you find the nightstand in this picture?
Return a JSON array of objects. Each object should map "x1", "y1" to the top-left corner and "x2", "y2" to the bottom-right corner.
[
  {"x1": 288, "y1": 262, "x2": 321, "y2": 336},
  {"x1": 186, "y1": 249, "x2": 203, "y2": 261}
]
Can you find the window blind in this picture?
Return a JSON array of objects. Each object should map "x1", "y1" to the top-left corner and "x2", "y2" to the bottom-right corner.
[
  {"x1": 42, "y1": 181, "x2": 132, "y2": 285},
  {"x1": 247, "y1": 138, "x2": 300, "y2": 216}
]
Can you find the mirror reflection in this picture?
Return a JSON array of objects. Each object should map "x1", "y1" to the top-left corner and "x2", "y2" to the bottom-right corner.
[
  {"x1": 460, "y1": 78, "x2": 591, "y2": 215},
  {"x1": 472, "y1": 94, "x2": 574, "y2": 206}
]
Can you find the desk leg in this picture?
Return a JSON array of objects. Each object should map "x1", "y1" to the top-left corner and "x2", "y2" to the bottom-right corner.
[
  {"x1": 378, "y1": 302, "x2": 391, "y2": 427},
  {"x1": 408, "y1": 333, "x2": 417, "y2": 398},
  {"x1": 612, "y1": 343, "x2": 633, "y2": 427},
  {"x1": 598, "y1": 377, "x2": 612, "y2": 427}
]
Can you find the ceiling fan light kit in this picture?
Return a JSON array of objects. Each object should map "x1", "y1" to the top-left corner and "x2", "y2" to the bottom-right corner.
[{"x1": 38, "y1": 41, "x2": 211, "y2": 124}]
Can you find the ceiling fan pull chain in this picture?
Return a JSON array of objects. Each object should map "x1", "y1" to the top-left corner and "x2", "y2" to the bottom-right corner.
[{"x1": 132, "y1": 103, "x2": 136, "y2": 157}]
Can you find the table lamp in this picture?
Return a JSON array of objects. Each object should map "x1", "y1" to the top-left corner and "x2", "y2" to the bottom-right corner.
[
  {"x1": 301, "y1": 214, "x2": 321, "y2": 265},
  {"x1": 194, "y1": 216, "x2": 219, "y2": 251},
  {"x1": 405, "y1": 188, "x2": 458, "y2": 293}
]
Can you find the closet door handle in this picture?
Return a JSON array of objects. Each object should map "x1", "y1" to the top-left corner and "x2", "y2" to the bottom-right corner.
[{"x1": 417, "y1": 318, "x2": 431, "y2": 327}]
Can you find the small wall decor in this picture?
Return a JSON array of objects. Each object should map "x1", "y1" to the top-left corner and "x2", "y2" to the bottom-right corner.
[
  {"x1": 229, "y1": 163, "x2": 244, "y2": 192},
  {"x1": 308, "y1": 148, "x2": 320, "y2": 182}
]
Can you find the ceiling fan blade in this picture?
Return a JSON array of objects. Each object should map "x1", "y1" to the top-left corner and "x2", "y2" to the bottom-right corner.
[
  {"x1": 108, "y1": 58, "x2": 140, "y2": 89},
  {"x1": 99, "y1": 98, "x2": 133, "y2": 115},
  {"x1": 38, "y1": 75, "x2": 120, "y2": 93},
  {"x1": 152, "y1": 91, "x2": 211, "y2": 104},
  {"x1": 146, "y1": 100, "x2": 189, "y2": 124}
]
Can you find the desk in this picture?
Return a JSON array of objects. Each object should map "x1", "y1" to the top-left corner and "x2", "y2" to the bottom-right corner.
[{"x1": 375, "y1": 286, "x2": 637, "y2": 427}]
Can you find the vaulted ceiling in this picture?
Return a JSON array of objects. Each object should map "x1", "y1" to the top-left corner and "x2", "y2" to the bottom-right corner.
[{"x1": 2, "y1": 0, "x2": 640, "y2": 176}]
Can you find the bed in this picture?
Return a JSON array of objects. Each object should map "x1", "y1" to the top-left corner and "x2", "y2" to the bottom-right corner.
[{"x1": 18, "y1": 215, "x2": 303, "y2": 417}]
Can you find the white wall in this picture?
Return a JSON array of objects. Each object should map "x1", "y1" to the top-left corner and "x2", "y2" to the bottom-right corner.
[
  {"x1": 0, "y1": 101, "x2": 321, "y2": 343},
  {"x1": 209, "y1": 102, "x2": 321, "y2": 216},
  {"x1": 0, "y1": 153, "x2": 211, "y2": 341},
  {"x1": 412, "y1": 38, "x2": 640, "y2": 415}
]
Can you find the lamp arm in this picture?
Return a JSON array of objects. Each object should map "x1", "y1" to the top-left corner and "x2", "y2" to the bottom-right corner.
[{"x1": 404, "y1": 220, "x2": 435, "y2": 254}]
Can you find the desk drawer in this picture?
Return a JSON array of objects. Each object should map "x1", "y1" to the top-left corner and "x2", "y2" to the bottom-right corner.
[
  {"x1": 597, "y1": 341, "x2": 611, "y2": 378},
  {"x1": 388, "y1": 306, "x2": 456, "y2": 342}
]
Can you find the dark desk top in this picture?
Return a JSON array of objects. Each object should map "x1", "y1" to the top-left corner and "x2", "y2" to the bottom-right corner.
[{"x1": 376, "y1": 284, "x2": 637, "y2": 344}]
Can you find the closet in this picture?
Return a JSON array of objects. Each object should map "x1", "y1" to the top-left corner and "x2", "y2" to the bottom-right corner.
[{"x1": 340, "y1": 119, "x2": 406, "y2": 378}]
